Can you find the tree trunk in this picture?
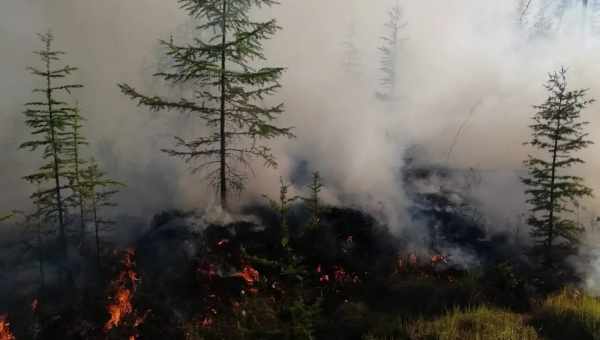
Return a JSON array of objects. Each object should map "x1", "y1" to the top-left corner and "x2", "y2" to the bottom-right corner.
[
  {"x1": 219, "y1": 0, "x2": 228, "y2": 211},
  {"x1": 547, "y1": 116, "x2": 561, "y2": 267},
  {"x1": 92, "y1": 188, "x2": 101, "y2": 270},
  {"x1": 45, "y1": 39, "x2": 69, "y2": 281}
]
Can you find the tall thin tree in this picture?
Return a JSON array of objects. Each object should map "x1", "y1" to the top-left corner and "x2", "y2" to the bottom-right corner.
[
  {"x1": 80, "y1": 158, "x2": 123, "y2": 268},
  {"x1": 377, "y1": 2, "x2": 406, "y2": 101},
  {"x1": 64, "y1": 103, "x2": 88, "y2": 247},
  {"x1": 522, "y1": 67, "x2": 594, "y2": 267},
  {"x1": 120, "y1": 0, "x2": 293, "y2": 210},
  {"x1": 20, "y1": 32, "x2": 83, "y2": 274}
]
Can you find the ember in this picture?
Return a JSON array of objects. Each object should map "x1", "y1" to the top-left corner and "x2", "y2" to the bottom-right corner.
[
  {"x1": 201, "y1": 316, "x2": 214, "y2": 328},
  {"x1": 237, "y1": 265, "x2": 259, "y2": 285},
  {"x1": 431, "y1": 255, "x2": 449, "y2": 265},
  {"x1": 0, "y1": 315, "x2": 15, "y2": 340}
]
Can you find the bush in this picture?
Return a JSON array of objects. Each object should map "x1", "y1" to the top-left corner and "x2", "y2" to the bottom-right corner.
[{"x1": 533, "y1": 288, "x2": 600, "y2": 340}]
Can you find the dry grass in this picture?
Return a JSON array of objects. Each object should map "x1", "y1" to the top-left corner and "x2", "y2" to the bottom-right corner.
[
  {"x1": 364, "y1": 306, "x2": 539, "y2": 340},
  {"x1": 533, "y1": 288, "x2": 600, "y2": 340}
]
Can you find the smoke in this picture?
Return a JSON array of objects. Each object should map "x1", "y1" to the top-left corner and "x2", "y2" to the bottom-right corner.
[{"x1": 3, "y1": 1, "x2": 600, "y2": 289}]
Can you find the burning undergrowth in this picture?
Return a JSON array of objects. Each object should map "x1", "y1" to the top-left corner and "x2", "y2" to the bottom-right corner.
[{"x1": 0, "y1": 154, "x2": 580, "y2": 339}]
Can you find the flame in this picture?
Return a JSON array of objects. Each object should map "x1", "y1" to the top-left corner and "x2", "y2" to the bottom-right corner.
[
  {"x1": 105, "y1": 248, "x2": 139, "y2": 332},
  {"x1": 236, "y1": 265, "x2": 259, "y2": 285},
  {"x1": 0, "y1": 315, "x2": 15, "y2": 340}
]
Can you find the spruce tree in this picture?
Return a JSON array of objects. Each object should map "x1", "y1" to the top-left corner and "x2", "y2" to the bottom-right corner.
[
  {"x1": 522, "y1": 67, "x2": 594, "y2": 267},
  {"x1": 80, "y1": 158, "x2": 123, "y2": 268},
  {"x1": 20, "y1": 32, "x2": 83, "y2": 271},
  {"x1": 119, "y1": 0, "x2": 293, "y2": 210},
  {"x1": 376, "y1": 2, "x2": 406, "y2": 101}
]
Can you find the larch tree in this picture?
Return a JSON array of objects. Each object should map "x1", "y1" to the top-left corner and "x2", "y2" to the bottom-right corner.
[
  {"x1": 64, "y1": 103, "x2": 88, "y2": 247},
  {"x1": 522, "y1": 67, "x2": 594, "y2": 267},
  {"x1": 80, "y1": 158, "x2": 123, "y2": 268},
  {"x1": 20, "y1": 32, "x2": 83, "y2": 272},
  {"x1": 376, "y1": 2, "x2": 406, "y2": 102},
  {"x1": 119, "y1": 0, "x2": 293, "y2": 210}
]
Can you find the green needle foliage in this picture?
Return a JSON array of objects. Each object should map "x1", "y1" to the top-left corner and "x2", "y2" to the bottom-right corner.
[
  {"x1": 522, "y1": 67, "x2": 594, "y2": 267},
  {"x1": 20, "y1": 32, "x2": 83, "y2": 267},
  {"x1": 376, "y1": 2, "x2": 406, "y2": 102},
  {"x1": 80, "y1": 158, "x2": 124, "y2": 268},
  {"x1": 263, "y1": 177, "x2": 299, "y2": 249},
  {"x1": 119, "y1": 0, "x2": 293, "y2": 210},
  {"x1": 64, "y1": 104, "x2": 88, "y2": 246},
  {"x1": 0, "y1": 213, "x2": 14, "y2": 222}
]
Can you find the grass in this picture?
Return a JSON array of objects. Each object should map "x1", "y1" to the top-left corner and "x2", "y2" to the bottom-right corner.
[
  {"x1": 532, "y1": 288, "x2": 600, "y2": 340},
  {"x1": 365, "y1": 306, "x2": 539, "y2": 340},
  {"x1": 407, "y1": 306, "x2": 539, "y2": 340}
]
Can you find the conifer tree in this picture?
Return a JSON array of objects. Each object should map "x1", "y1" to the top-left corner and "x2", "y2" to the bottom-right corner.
[
  {"x1": 263, "y1": 178, "x2": 299, "y2": 248},
  {"x1": 80, "y1": 158, "x2": 123, "y2": 268},
  {"x1": 522, "y1": 67, "x2": 594, "y2": 267},
  {"x1": 119, "y1": 0, "x2": 293, "y2": 210},
  {"x1": 303, "y1": 172, "x2": 323, "y2": 230},
  {"x1": 64, "y1": 104, "x2": 88, "y2": 247},
  {"x1": 20, "y1": 32, "x2": 83, "y2": 270},
  {"x1": 376, "y1": 2, "x2": 406, "y2": 101},
  {"x1": 342, "y1": 23, "x2": 363, "y2": 79}
]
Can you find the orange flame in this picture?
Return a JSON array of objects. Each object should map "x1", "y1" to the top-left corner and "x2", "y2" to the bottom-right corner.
[
  {"x1": 0, "y1": 315, "x2": 16, "y2": 340},
  {"x1": 105, "y1": 248, "x2": 138, "y2": 332},
  {"x1": 236, "y1": 265, "x2": 259, "y2": 285}
]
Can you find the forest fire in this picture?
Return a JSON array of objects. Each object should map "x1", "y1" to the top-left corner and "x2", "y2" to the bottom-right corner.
[
  {"x1": 0, "y1": 315, "x2": 15, "y2": 340},
  {"x1": 104, "y1": 248, "x2": 139, "y2": 332}
]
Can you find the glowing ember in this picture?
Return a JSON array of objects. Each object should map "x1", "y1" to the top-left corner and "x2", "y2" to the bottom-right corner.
[
  {"x1": 236, "y1": 265, "x2": 259, "y2": 285},
  {"x1": 0, "y1": 315, "x2": 15, "y2": 340},
  {"x1": 201, "y1": 316, "x2": 214, "y2": 328},
  {"x1": 431, "y1": 255, "x2": 449, "y2": 265},
  {"x1": 105, "y1": 248, "x2": 139, "y2": 332}
]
